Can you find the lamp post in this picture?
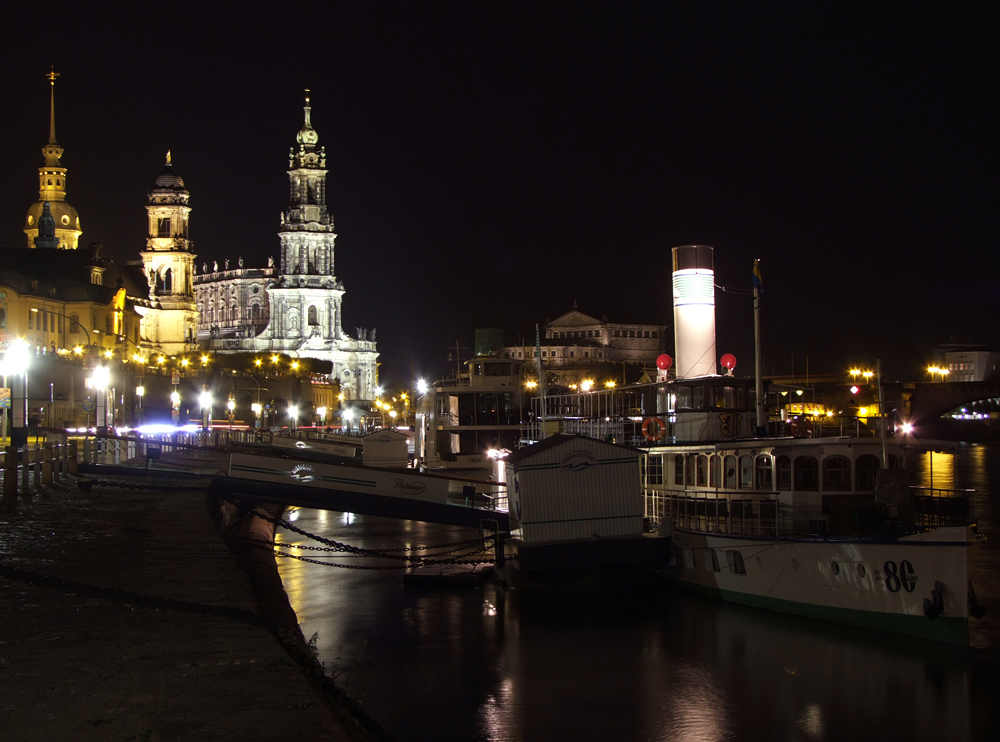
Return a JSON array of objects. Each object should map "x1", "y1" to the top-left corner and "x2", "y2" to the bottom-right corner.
[
  {"x1": 199, "y1": 389, "x2": 212, "y2": 430},
  {"x1": 3, "y1": 339, "x2": 31, "y2": 447},
  {"x1": 288, "y1": 403, "x2": 298, "y2": 431},
  {"x1": 91, "y1": 365, "x2": 111, "y2": 434},
  {"x1": 170, "y1": 391, "x2": 181, "y2": 426},
  {"x1": 227, "y1": 398, "x2": 235, "y2": 429}
]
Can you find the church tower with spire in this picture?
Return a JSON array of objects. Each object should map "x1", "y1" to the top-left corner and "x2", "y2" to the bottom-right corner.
[
  {"x1": 24, "y1": 68, "x2": 82, "y2": 250},
  {"x1": 256, "y1": 91, "x2": 378, "y2": 400},
  {"x1": 138, "y1": 152, "x2": 198, "y2": 355}
]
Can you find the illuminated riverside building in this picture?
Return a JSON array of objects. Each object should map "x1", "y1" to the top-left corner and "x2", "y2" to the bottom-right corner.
[
  {"x1": 138, "y1": 154, "x2": 199, "y2": 356},
  {"x1": 195, "y1": 92, "x2": 379, "y2": 401}
]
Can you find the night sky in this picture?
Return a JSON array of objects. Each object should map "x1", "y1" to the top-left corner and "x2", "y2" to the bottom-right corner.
[{"x1": 1, "y1": 4, "x2": 996, "y2": 386}]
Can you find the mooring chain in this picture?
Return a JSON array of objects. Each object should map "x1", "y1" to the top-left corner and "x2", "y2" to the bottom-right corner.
[
  {"x1": 245, "y1": 536, "x2": 492, "y2": 562},
  {"x1": 250, "y1": 541, "x2": 496, "y2": 570},
  {"x1": 79, "y1": 478, "x2": 209, "y2": 492},
  {"x1": 249, "y1": 509, "x2": 494, "y2": 556}
]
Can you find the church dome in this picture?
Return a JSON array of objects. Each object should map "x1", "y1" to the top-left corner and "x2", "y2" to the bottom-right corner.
[
  {"x1": 149, "y1": 152, "x2": 189, "y2": 194},
  {"x1": 24, "y1": 199, "x2": 80, "y2": 232},
  {"x1": 154, "y1": 166, "x2": 186, "y2": 189}
]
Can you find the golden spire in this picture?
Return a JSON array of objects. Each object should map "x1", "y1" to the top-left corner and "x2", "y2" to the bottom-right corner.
[
  {"x1": 166, "y1": 150, "x2": 172, "y2": 166},
  {"x1": 47, "y1": 65, "x2": 60, "y2": 145}
]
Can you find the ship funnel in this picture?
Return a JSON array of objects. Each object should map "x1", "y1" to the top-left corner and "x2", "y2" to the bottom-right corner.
[{"x1": 672, "y1": 244, "x2": 717, "y2": 379}]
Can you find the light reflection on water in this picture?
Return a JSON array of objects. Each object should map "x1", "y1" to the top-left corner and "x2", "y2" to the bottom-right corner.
[{"x1": 276, "y1": 444, "x2": 1000, "y2": 741}]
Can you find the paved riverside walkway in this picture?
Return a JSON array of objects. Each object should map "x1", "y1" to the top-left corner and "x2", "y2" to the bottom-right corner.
[{"x1": 0, "y1": 448, "x2": 369, "y2": 742}]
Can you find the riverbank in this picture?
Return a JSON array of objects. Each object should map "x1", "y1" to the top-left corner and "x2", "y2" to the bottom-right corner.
[{"x1": 0, "y1": 448, "x2": 378, "y2": 741}]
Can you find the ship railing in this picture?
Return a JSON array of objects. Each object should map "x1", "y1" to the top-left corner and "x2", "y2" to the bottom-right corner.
[
  {"x1": 907, "y1": 485, "x2": 978, "y2": 527},
  {"x1": 644, "y1": 486, "x2": 779, "y2": 537}
]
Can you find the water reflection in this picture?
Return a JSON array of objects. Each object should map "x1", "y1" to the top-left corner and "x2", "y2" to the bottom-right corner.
[{"x1": 275, "y1": 445, "x2": 1000, "y2": 741}]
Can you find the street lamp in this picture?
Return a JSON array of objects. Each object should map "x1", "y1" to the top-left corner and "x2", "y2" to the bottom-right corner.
[
  {"x1": 288, "y1": 403, "x2": 298, "y2": 430},
  {"x1": 251, "y1": 402, "x2": 262, "y2": 429},
  {"x1": 227, "y1": 398, "x2": 235, "y2": 429},
  {"x1": 317, "y1": 406, "x2": 328, "y2": 427},
  {"x1": 91, "y1": 365, "x2": 111, "y2": 433},
  {"x1": 170, "y1": 391, "x2": 181, "y2": 426},
  {"x1": 199, "y1": 390, "x2": 212, "y2": 430},
  {"x1": 3, "y1": 339, "x2": 31, "y2": 446}
]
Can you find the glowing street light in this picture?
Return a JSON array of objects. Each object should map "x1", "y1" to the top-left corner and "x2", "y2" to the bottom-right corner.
[
  {"x1": 91, "y1": 366, "x2": 111, "y2": 432},
  {"x1": 288, "y1": 403, "x2": 298, "y2": 430},
  {"x1": 3, "y1": 339, "x2": 32, "y2": 446},
  {"x1": 227, "y1": 398, "x2": 235, "y2": 429},
  {"x1": 199, "y1": 389, "x2": 212, "y2": 430}
]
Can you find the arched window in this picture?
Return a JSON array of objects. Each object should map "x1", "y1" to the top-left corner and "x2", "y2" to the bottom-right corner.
[
  {"x1": 794, "y1": 456, "x2": 819, "y2": 491},
  {"x1": 724, "y1": 455, "x2": 737, "y2": 489},
  {"x1": 697, "y1": 455, "x2": 709, "y2": 486},
  {"x1": 709, "y1": 454, "x2": 721, "y2": 487},
  {"x1": 755, "y1": 455, "x2": 773, "y2": 490},
  {"x1": 308, "y1": 305, "x2": 319, "y2": 325},
  {"x1": 739, "y1": 455, "x2": 753, "y2": 489},
  {"x1": 855, "y1": 455, "x2": 880, "y2": 491},
  {"x1": 776, "y1": 455, "x2": 792, "y2": 490},
  {"x1": 673, "y1": 455, "x2": 684, "y2": 485},
  {"x1": 823, "y1": 456, "x2": 851, "y2": 491}
]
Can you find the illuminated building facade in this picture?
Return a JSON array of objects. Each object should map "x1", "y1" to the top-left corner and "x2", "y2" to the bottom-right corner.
[
  {"x1": 197, "y1": 93, "x2": 378, "y2": 400},
  {"x1": 499, "y1": 307, "x2": 667, "y2": 369},
  {"x1": 23, "y1": 69, "x2": 81, "y2": 250},
  {"x1": 138, "y1": 154, "x2": 198, "y2": 355}
]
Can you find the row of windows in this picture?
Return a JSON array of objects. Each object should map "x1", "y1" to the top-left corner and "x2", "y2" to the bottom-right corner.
[
  {"x1": 644, "y1": 452, "x2": 897, "y2": 492},
  {"x1": 949, "y1": 361, "x2": 975, "y2": 371},
  {"x1": 511, "y1": 349, "x2": 606, "y2": 360},
  {"x1": 613, "y1": 329, "x2": 657, "y2": 338},
  {"x1": 26, "y1": 310, "x2": 83, "y2": 334}
]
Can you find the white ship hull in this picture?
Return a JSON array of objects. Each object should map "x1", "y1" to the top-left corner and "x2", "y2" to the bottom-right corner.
[{"x1": 668, "y1": 525, "x2": 982, "y2": 644}]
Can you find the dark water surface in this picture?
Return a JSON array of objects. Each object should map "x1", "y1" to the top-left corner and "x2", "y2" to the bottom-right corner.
[{"x1": 276, "y1": 444, "x2": 1000, "y2": 741}]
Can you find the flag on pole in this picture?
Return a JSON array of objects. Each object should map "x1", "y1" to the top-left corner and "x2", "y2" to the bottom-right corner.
[{"x1": 752, "y1": 260, "x2": 764, "y2": 295}]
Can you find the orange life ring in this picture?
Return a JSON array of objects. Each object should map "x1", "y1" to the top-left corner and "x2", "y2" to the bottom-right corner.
[{"x1": 641, "y1": 417, "x2": 666, "y2": 442}]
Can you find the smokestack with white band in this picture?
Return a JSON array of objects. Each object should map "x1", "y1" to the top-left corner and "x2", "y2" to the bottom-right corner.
[{"x1": 672, "y1": 244, "x2": 717, "y2": 379}]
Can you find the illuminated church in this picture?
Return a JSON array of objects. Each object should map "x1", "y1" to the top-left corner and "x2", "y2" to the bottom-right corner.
[
  {"x1": 192, "y1": 93, "x2": 379, "y2": 401},
  {"x1": 23, "y1": 69, "x2": 81, "y2": 250}
]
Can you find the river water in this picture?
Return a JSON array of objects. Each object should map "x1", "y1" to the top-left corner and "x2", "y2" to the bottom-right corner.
[{"x1": 275, "y1": 444, "x2": 1000, "y2": 741}]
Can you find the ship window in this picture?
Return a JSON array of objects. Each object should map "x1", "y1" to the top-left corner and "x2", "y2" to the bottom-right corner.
[
  {"x1": 724, "y1": 455, "x2": 737, "y2": 489},
  {"x1": 857, "y1": 456, "x2": 879, "y2": 492},
  {"x1": 645, "y1": 455, "x2": 663, "y2": 485},
  {"x1": 673, "y1": 455, "x2": 684, "y2": 485},
  {"x1": 686, "y1": 455, "x2": 695, "y2": 485},
  {"x1": 711, "y1": 549, "x2": 720, "y2": 572},
  {"x1": 709, "y1": 454, "x2": 721, "y2": 487},
  {"x1": 823, "y1": 456, "x2": 851, "y2": 491},
  {"x1": 776, "y1": 455, "x2": 791, "y2": 489},
  {"x1": 739, "y1": 455, "x2": 753, "y2": 489},
  {"x1": 794, "y1": 456, "x2": 819, "y2": 491},
  {"x1": 697, "y1": 455, "x2": 708, "y2": 485},
  {"x1": 727, "y1": 550, "x2": 746, "y2": 575},
  {"x1": 755, "y1": 455, "x2": 772, "y2": 490}
]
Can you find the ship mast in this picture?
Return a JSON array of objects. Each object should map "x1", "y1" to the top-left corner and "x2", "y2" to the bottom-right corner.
[{"x1": 753, "y1": 259, "x2": 766, "y2": 434}]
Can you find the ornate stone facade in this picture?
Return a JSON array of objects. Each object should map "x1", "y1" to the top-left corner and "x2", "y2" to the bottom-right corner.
[
  {"x1": 23, "y1": 69, "x2": 81, "y2": 251},
  {"x1": 138, "y1": 153, "x2": 198, "y2": 355},
  {"x1": 198, "y1": 93, "x2": 378, "y2": 401}
]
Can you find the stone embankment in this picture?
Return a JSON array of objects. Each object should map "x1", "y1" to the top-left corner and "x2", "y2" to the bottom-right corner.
[{"x1": 0, "y1": 448, "x2": 385, "y2": 742}]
